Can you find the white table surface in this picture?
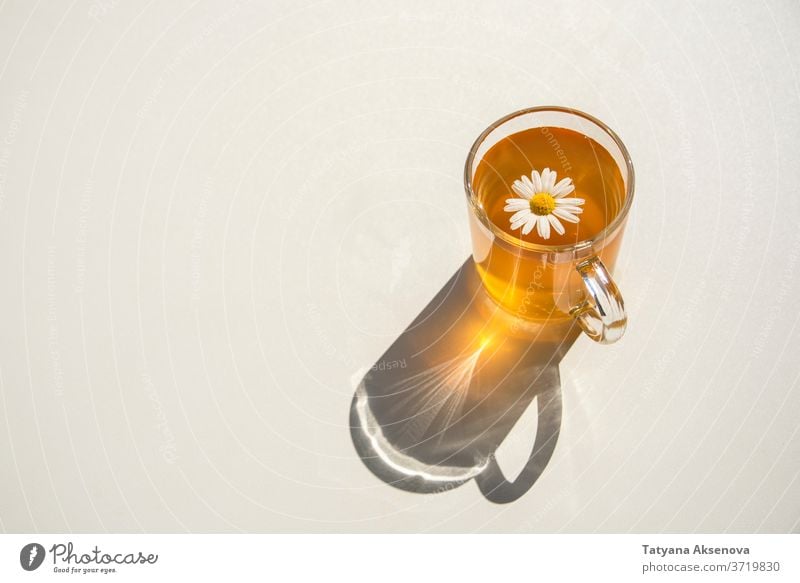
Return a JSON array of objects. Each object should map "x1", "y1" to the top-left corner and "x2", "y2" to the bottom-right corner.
[{"x1": 1, "y1": 0, "x2": 799, "y2": 533}]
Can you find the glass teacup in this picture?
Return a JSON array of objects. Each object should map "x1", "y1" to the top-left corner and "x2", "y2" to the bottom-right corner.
[{"x1": 464, "y1": 106, "x2": 635, "y2": 344}]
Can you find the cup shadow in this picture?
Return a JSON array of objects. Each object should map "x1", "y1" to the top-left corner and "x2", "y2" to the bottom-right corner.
[{"x1": 349, "y1": 259, "x2": 581, "y2": 503}]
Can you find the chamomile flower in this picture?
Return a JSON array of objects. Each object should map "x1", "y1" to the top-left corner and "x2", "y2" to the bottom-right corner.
[{"x1": 503, "y1": 167, "x2": 585, "y2": 240}]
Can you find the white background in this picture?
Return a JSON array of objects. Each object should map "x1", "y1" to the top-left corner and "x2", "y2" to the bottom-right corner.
[{"x1": 0, "y1": 0, "x2": 799, "y2": 532}]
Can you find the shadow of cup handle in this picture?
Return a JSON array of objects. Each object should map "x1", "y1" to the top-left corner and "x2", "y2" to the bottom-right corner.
[{"x1": 474, "y1": 386, "x2": 562, "y2": 504}]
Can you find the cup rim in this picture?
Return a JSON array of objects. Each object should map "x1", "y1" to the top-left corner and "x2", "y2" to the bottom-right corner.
[{"x1": 463, "y1": 105, "x2": 635, "y2": 253}]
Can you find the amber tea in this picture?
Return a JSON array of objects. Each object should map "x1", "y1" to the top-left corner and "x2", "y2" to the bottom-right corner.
[
  {"x1": 475, "y1": 127, "x2": 624, "y2": 246},
  {"x1": 466, "y1": 115, "x2": 631, "y2": 334}
]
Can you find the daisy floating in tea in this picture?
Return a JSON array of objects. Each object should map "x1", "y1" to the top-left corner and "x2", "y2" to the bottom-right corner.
[{"x1": 503, "y1": 168, "x2": 585, "y2": 240}]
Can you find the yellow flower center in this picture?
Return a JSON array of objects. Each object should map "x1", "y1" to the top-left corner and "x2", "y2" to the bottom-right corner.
[{"x1": 530, "y1": 192, "x2": 556, "y2": 216}]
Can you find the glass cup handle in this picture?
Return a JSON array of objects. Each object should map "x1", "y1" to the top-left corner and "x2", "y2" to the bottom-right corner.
[{"x1": 569, "y1": 256, "x2": 627, "y2": 344}]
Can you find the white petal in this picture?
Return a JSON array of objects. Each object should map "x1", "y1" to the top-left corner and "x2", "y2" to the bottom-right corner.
[
  {"x1": 521, "y1": 178, "x2": 536, "y2": 196},
  {"x1": 531, "y1": 170, "x2": 542, "y2": 192},
  {"x1": 549, "y1": 169, "x2": 559, "y2": 191},
  {"x1": 537, "y1": 215, "x2": 550, "y2": 239},
  {"x1": 509, "y1": 209, "x2": 530, "y2": 225},
  {"x1": 553, "y1": 208, "x2": 580, "y2": 223},
  {"x1": 521, "y1": 174, "x2": 535, "y2": 195},
  {"x1": 548, "y1": 214, "x2": 565, "y2": 235},
  {"x1": 512, "y1": 180, "x2": 533, "y2": 199},
  {"x1": 510, "y1": 221, "x2": 528, "y2": 232},
  {"x1": 541, "y1": 168, "x2": 554, "y2": 192},
  {"x1": 504, "y1": 198, "x2": 530, "y2": 211},
  {"x1": 521, "y1": 216, "x2": 536, "y2": 235},
  {"x1": 511, "y1": 216, "x2": 532, "y2": 231},
  {"x1": 557, "y1": 205, "x2": 584, "y2": 214},
  {"x1": 556, "y1": 197, "x2": 584, "y2": 205},
  {"x1": 552, "y1": 178, "x2": 575, "y2": 197}
]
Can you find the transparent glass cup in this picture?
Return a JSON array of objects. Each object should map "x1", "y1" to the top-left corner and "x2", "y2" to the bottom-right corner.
[{"x1": 464, "y1": 106, "x2": 635, "y2": 344}]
